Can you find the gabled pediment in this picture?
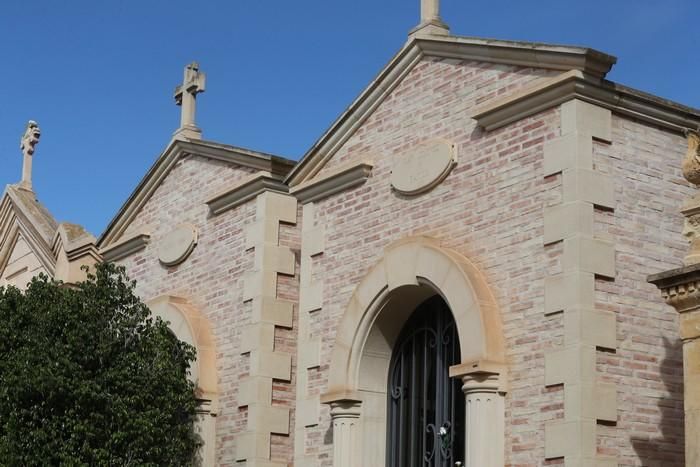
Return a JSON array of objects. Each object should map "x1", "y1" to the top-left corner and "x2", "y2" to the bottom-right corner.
[
  {"x1": 285, "y1": 33, "x2": 700, "y2": 188},
  {"x1": 98, "y1": 137, "x2": 295, "y2": 248},
  {"x1": 0, "y1": 185, "x2": 59, "y2": 279}
]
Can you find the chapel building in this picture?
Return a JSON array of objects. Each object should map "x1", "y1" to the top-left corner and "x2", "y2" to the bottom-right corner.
[{"x1": 2, "y1": 2, "x2": 700, "y2": 466}]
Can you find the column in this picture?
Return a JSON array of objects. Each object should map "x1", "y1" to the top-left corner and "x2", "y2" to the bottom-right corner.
[
  {"x1": 649, "y1": 265, "x2": 700, "y2": 466},
  {"x1": 329, "y1": 399, "x2": 362, "y2": 467},
  {"x1": 462, "y1": 373, "x2": 505, "y2": 467}
]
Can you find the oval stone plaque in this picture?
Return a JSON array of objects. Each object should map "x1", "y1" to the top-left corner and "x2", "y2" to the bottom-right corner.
[
  {"x1": 158, "y1": 224, "x2": 198, "y2": 266},
  {"x1": 391, "y1": 140, "x2": 456, "y2": 195}
]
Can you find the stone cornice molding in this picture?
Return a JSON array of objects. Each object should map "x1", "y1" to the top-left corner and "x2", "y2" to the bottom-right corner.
[
  {"x1": 100, "y1": 232, "x2": 151, "y2": 262},
  {"x1": 98, "y1": 138, "x2": 294, "y2": 247},
  {"x1": 206, "y1": 171, "x2": 288, "y2": 216},
  {"x1": 290, "y1": 160, "x2": 373, "y2": 204},
  {"x1": 417, "y1": 35, "x2": 616, "y2": 78},
  {"x1": 648, "y1": 263, "x2": 700, "y2": 313},
  {"x1": 473, "y1": 70, "x2": 700, "y2": 133}
]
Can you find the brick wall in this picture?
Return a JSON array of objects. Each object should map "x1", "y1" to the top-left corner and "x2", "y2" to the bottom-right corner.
[{"x1": 302, "y1": 54, "x2": 690, "y2": 466}]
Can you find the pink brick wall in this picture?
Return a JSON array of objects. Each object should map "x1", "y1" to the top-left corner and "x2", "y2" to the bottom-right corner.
[
  {"x1": 115, "y1": 155, "x2": 264, "y2": 465},
  {"x1": 594, "y1": 116, "x2": 689, "y2": 466},
  {"x1": 304, "y1": 55, "x2": 690, "y2": 466},
  {"x1": 309, "y1": 56, "x2": 562, "y2": 466}
]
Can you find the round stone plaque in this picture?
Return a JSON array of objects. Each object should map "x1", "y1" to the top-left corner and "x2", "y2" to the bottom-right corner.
[
  {"x1": 391, "y1": 140, "x2": 456, "y2": 196},
  {"x1": 158, "y1": 224, "x2": 198, "y2": 266}
]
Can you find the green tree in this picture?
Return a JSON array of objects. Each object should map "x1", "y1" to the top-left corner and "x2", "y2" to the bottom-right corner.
[{"x1": 0, "y1": 262, "x2": 200, "y2": 466}]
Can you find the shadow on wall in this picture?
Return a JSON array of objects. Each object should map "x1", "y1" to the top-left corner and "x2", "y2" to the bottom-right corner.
[{"x1": 631, "y1": 337, "x2": 684, "y2": 466}]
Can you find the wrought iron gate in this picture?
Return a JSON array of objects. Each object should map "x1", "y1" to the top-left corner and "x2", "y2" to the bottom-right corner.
[{"x1": 386, "y1": 295, "x2": 465, "y2": 467}]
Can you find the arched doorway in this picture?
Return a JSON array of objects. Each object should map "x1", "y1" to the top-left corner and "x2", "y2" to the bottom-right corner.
[
  {"x1": 386, "y1": 295, "x2": 465, "y2": 467},
  {"x1": 322, "y1": 237, "x2": 507, "y2": 467}
]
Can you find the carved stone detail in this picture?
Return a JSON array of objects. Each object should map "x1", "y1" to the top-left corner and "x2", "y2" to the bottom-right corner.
[
  {"x1": 19, "y1": 121, "x2": 41, "y2": 190},
  {"x1": 683, "y1": 129, "x2": 700, "y2": 185}
]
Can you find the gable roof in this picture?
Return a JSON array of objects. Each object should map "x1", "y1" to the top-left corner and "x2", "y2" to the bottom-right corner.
[
  {"x1": 285, "y1": 33, "x2": 700, "y2": 187},
  {"x1": 0, "y1": 185, "x2": 60, "y2": 276},
  {"x1": 98, "y1": 137, "x2": 296, "y2": 248}
]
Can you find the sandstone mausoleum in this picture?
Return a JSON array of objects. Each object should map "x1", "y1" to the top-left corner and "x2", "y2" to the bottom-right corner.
[{"x1": 2, "y1": 1, "x2": 700, "y2": 466}]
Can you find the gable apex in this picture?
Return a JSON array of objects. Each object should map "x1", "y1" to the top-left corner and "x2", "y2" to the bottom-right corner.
[
  {"x1": 98, "y1": 137, "x2": 295, "y2": 248},
  {"x1": 285, "y1": 34, "x2": 617, "y2": 187}
]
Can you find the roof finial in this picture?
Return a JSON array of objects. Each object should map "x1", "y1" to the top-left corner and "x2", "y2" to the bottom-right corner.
[
  {"x1": 173, "y1": 62, "x2": 206, "y2": 140},
  {"x1": 410, "y1": 0, "x2": 450, "y2": 37},
  {"x1": 19, "y1": 120, "x2": 41, "y2": 191}
]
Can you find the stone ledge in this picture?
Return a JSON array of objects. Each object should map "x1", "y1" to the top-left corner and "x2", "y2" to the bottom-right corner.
[
  {"x1": 648, "y1": 262, "x2": 700, "y2": 288},
  {"x1": 206, "y1": 172, "x2": 288, "y2": 216},
  {"x1": 290, "y1": 160, "x2": 373, "y2": 204},
  {"x1": 473, "y1": 69, "x2": 700, "y2": 133},
  {"x1": 100, "y1": 232, "x2": 150, "y2": 262}
]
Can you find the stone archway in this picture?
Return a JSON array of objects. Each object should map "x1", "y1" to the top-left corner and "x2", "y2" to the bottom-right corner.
[
  {"x1": 148, "y1": 295, "x2": 218, "y2": 467},
  {"x1": 321, "y1": 236, "x2": 507, "y2": 467}
]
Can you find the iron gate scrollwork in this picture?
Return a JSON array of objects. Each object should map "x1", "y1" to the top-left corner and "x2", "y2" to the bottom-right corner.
[{"x1": 386, "y1": 295, "x2": 465, "y2": 467}]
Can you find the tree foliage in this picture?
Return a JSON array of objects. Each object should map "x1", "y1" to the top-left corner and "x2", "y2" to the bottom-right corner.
[{"x1": 0, "y1": 262, "x2": 200, "y2": 466}]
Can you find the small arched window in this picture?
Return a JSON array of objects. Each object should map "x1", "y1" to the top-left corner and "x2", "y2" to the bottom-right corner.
[{"x1": 386, "y1": 295, "x2": 465, "y2": 467}]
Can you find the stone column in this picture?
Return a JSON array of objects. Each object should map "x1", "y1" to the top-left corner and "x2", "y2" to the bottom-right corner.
[
  {"x1": 451, "y1": 363, "x2": 506, "y2": 467},
  {"x1": 329, "y1": 399, "x2": 362, "y2": 467},
  {"x1": 649, "y1": 265, "x2": 700, "y2": 466},
  {"x1": 462, "y1": 373, "x2": 505, "y2": 467}
]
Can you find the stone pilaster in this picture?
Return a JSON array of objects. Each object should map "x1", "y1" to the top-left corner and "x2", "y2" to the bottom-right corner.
[
  {"x1": 329, "y1": 399, "x2": 362, "y2": 467},
  {"x1": 236, "y1": 191, "x2": 297, "y2": 467},
  {"x1": 543, "y1": 99, "x2": 617, "y2": 466},
  {"x1": 293, "y1": 202, "x2": 324, "y2": 466}
]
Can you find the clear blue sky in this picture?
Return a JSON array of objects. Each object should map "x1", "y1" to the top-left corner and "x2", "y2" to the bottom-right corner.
[{"x1": 1, "y1": 0, "x2": 698, "y2": 236}]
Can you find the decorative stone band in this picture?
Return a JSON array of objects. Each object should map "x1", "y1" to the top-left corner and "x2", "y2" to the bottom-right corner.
[
  {"x1": 99, "y1": 231, "x2": 150, "y2": 262},
  {"x1": 472, "y1": 69, "x2": 700, "y2": 134},
  {"x1": 649, "y1": 264, "x2": 700, "y2": 465},
  {"x1": 236, "y1": 191, "x2": 297, "y2": 467},
  {"x1": 290, "y1": 160, "x2": 373, "y2": 204}
]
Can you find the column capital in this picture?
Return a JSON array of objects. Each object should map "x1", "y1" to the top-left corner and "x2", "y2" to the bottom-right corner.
[
  {"x1": 329, "y1": 399, "x2": 362, "y2": 420},
  {"x1": 450, "y1": 360, "x2": 508, "y2": 394},
  {"x1": 649, "y1": 263, "x2": 700, "y2": 320}
]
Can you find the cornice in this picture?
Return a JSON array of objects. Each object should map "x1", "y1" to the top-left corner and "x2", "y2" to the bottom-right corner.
[
  {"x1": 206, "y1": 172, "x2": 289, "y2": 216},
  {"x1": 290, "y1": 160, "x2": 373, "y2": 204},
  {"x1": 416, "y1": 35, "x2": 616, "y2": 78},
  {"x1": 100, "y1": 232, "x2": 151, "y2": 262},
  {"x1": 473, "y1": 70, "x2": 700, "y2": 133}
]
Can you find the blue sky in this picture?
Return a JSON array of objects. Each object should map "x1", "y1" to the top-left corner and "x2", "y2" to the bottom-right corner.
[{"x1": 1, "y1": 0, "x2": 697, "y2": 236}]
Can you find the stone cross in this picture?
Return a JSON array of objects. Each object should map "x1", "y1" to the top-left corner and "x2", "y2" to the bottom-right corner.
[
  {"x1": 173, "y1": 62, "x2": 206, "y2": 140},
  {"x1": 19, "y1": 120, "x2": 41, "y2": 191},
  {"x1": 411, "y1": 0, "x2": 449, "y2": 37}
]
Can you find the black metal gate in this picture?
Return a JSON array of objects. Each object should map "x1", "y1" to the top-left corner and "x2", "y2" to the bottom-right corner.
[{"x1": 386, "y1": 295, "x2": 464, "y2": 467}]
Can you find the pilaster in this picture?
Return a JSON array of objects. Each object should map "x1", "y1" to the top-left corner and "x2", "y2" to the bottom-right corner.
[
  {"x1": 543, "y1": 99, "x2": 617, "y2": 466},
  {"x1": 236, "y1": 191, "x2": 297, "y2": 467},
  {"x1": 293, "y1": 202, "x2": 324, "y2": 466}
]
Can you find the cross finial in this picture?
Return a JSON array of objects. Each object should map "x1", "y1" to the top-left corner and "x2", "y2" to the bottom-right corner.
[
  {"x1": 410, "y1": 0, "x2": 449, "y2": 37},
  {"x1": 19, "y1": 120, "x2": 41, "y2": 191},
  {"x1": 173, "y1": 62, "x2": 206, "y2": 140}
]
